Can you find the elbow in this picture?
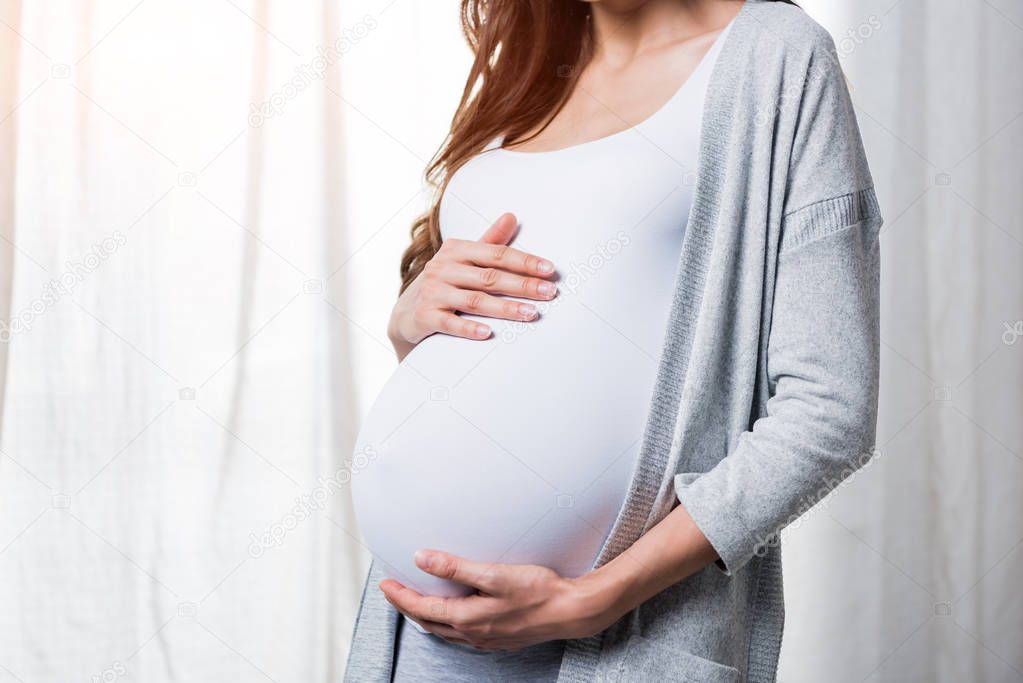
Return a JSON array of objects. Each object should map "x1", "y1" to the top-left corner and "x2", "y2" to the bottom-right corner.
[{"x1": 807, "y1": 386, "x2": 879, "y2": 482}]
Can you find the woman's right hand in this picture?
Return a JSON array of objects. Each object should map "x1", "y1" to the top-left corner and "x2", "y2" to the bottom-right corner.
[{"x1": 387, "y1": 212, "x2": 558, "y2": 361}]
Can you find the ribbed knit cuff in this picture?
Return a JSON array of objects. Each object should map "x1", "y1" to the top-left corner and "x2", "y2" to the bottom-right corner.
[{"x1": 781, "y1": 187, "x2": 881, "y2": 252}]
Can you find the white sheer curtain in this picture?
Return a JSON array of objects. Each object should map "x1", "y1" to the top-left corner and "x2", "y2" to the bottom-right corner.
[
  {"x1": 0, "y1": 1, "x2": 374, "y2": 680},
  {"x1": 2, "y1": 1, "x2": 1021, "y2": 682},
  {"x1": 780, "y1": 1, "x2": 1023, "y2": 681}
]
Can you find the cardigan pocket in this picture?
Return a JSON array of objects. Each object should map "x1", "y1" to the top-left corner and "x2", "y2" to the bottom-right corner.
[{"x1": 611, "y1": 635, "x2": 740, "y2": 683}]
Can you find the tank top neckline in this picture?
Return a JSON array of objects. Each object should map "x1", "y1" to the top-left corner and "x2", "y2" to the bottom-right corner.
[{"x1": 490, "y1": 17, "x2": 735, "y2": 158}]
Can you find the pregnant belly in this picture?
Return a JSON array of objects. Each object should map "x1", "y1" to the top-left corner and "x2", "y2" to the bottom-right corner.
[{"x1": 351, "y1": 303, "x2": 656, "y2": 597}]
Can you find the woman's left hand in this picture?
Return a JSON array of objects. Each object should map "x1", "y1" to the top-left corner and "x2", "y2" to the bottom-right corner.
[
  {"x1": 380, "y1": 504, "x2": 720, "y2": 652},
  {"x1": 378, "y1": 550, "x2": 622, "y2": 651}
]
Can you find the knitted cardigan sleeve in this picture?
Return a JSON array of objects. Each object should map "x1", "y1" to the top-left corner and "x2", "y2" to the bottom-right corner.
[{"x1": 675, "y1": 31, "x2": 883, "y2": 575}]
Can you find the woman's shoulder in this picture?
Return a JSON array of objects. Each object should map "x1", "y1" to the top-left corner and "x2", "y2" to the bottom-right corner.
[{"x1": 740, "y1": 1, "x2": 838, "y2": 61}]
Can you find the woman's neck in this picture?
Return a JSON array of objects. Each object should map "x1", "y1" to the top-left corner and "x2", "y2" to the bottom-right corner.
[{"x1": 589, "y1": 0, "x2": 743, "y2": 67}]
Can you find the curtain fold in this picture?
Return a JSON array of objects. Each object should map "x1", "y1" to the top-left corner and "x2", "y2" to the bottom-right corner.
[
  {"x1": 0, "y1": 1, "x2": 364, "y2": 681},
  {"x1": 0, "y1": 0, "x2": 20, "y2": 438},
  {"x1": 780, "y1": 2, "x2": 1023, "y2": 681}
]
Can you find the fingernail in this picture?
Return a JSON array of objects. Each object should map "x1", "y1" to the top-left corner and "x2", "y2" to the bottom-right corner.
[
  {"x1": 475, "y1": 323, "x2": 491, "y2": 338},
  {"x1": 538, "y1": 260, "x2": 554, "y2": 274},
  {"x1": 414, "y1": 550, "x2": 432, "y2": 570},
  {"x1": 538, "y1": 282, "x2": 557, "y2": 297},
  {"x1": 519, "y1": 304, "x2": 537, "y2": 320}
]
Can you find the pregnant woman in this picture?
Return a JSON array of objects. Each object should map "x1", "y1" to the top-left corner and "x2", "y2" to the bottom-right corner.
[{"x1": 347, "y1": 0, "x2": 882, "y2": 681}]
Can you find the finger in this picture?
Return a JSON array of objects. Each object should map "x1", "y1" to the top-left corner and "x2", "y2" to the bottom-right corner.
[
  {"x1": 444, "y1": 288, "x2": 538, "y2": 322},
  {"x1": 413, "y1": 618, "x2": 476, "y2": 645},
  {"x1": 444, "y1": 265, "x2": 557, "y2": 301},
  {"x1": 379, "y1": 580, "x2": 455, "y2": 625},
  {"x1": 414, "y1": 550, "x2": 505, "y2": 595},
  {"x1": 478, "y1": 212, "x2": 518, "y2": 246},
  {"x1": 422, "y1": 627, "x2": 518, "y2": 652},
  {"x1": 419, "y1": 309, "x2": 492, "y2": 340},
  {"x1": 452, "y1": 240, "x2": 555, "y2": 278},
  {"x1": 409, "y1": 615, "x2": 510, "y2": 652}
]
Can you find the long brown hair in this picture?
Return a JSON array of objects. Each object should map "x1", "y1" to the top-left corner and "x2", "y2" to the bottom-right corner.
[{"x1": 398, "y1": 0, "x2": 797, "y2": 293}]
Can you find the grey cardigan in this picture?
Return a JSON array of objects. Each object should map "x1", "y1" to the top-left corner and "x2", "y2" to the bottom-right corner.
[{"x1": 344, "y1": 2, "x2": 882, "y2": 681}]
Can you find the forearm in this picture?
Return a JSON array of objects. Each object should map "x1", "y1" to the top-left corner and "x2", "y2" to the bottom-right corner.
[{"x1": 578, "y1": 501, "x2": 719, "y2": 623}]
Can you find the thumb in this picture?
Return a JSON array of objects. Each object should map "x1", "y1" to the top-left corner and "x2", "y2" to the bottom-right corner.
[
  {"x1": 414, "y1": 549, "x2": 504, "y2": 594},
  {"x1": 479, "y1": 212, "x2": 518, "y2": 245}
]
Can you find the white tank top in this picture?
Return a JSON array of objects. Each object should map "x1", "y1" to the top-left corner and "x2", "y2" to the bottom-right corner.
[{"x1": 353, "y1": 26, "x2": 729, "y2": 598}]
